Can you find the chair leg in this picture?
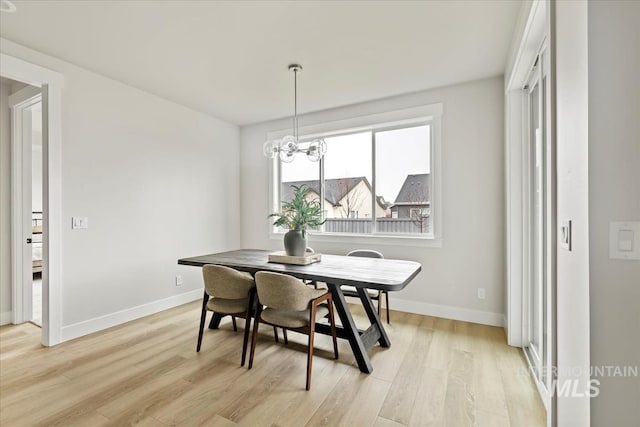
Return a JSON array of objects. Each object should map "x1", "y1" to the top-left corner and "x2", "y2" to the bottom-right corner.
[
  {"x1": 328, "y1": 296, "x2": 339, "y2": 359},
  {"x1": 232, "y1": 316, "x2": 238, "y2": 332},
  {"x1": 248, "y1": 304, "x2": 262, "y2": 370},
  {"x1": 196, "y1": 292, "x2": 209, "y2": 352},
  {"x1": 306, "y1": 303, "x2": 317, "y2": 390},
  {"x1": 283, "y1": 328, "x2": 288, "y2": 345},
  {"x1": 385, "y1": 291, "x2": 390, "y2": 324},
  {"x1": 377, "y1": 291, "x2": 382, "y2": 318},
  {"x1": 241, "y1": 291, "x2": 255, "y2": 367}
]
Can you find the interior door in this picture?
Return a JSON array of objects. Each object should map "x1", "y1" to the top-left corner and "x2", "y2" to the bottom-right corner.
[
  {"x1": 21, "y1": 104, "x2": 34, "y2": 322},
  {"x1": 9, "y1": 87, "x2": 40, "y2": 324}
]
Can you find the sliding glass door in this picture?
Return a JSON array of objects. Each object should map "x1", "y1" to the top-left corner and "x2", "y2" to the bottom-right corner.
[{"x1": 525, "y1": 50, "x2": 549, "y2": 386}]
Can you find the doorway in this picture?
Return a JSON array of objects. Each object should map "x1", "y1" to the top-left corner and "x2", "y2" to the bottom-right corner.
[
  {"x1": 5, "y1": 79, "x2": 42, "y2": 327},
  {"x1": 1, "y1": 52, "x2": 64, "y2": 346}
]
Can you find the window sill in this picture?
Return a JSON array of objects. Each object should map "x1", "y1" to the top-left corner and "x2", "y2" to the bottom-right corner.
[{"x1": 269, "y1": 231, "x2": 443, "y2": 248}]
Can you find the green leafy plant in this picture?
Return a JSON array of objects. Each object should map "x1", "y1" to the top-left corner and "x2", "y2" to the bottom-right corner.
[{"x1": 269, "y1": 184, "x2": 325, "y2": 238}]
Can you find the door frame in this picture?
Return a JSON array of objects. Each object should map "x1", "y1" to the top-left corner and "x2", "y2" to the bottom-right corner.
[
  {"x1": 9, "y1": 86, "x2": 41, "y2": 325},
  {"x1": 1, "y1": 53, "x2": 64, "y2": 346},
  {"x1": 505, "y1": 0, "x2": 556, "y2": 424}
]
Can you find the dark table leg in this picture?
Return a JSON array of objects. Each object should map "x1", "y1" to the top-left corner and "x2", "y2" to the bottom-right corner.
[
  {"x1": 326, "y1": 283, "x2": 374, "y2": 374},
  {"x1": 208, "y1": 312, "x2": 223, "y2": 329},
  {"x1": 356, "y1": 287, "x2": 391, "y2": 348}
]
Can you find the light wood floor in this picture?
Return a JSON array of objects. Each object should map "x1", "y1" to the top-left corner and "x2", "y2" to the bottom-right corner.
[{"x1": 0, "y1": 302, "x2": 545, "y2": 426}]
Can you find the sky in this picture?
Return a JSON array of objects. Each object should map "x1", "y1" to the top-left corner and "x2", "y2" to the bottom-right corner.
[{"x1": 281, "y1": 125, "x2": 430, "y2": 202}]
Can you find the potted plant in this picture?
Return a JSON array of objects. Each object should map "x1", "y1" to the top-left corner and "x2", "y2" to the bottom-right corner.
[{"x1": 269, "y1": 184, "x2": 325, "y2": 256}]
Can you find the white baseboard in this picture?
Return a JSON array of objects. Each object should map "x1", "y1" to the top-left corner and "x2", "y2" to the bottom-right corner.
[
  {"x1": 60, "y1": 289, "x2": 202, "y2": 342},
  {"x1": 0, "y1": 310, "x2": 13, "y2": 326},
  {"x1": 389, "y1": 298, "x2": 505, "y2": 327},
  {"x1": 57, "y1": 291, "x2": 504, "y2": 342}
]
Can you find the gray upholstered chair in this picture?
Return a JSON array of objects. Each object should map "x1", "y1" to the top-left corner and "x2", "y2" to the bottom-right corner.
[
  {"x1": 197, "y1": 264, "x2": 257, "y2": 366},
  {"x1": 340, "y1": 249, "x2": 390, "y2": 323},
  {"x1": 249, "y1": 271, "x2": 339, "y2": 390}
]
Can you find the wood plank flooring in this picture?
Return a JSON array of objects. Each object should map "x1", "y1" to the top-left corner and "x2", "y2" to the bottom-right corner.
[{"x1": 0, "y1": 302, "x2": 546, "y2": 426}]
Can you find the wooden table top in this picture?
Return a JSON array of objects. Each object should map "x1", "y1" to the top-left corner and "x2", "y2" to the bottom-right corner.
[{"x1": 178, "y1": 249, "x2": 421, "y2": 292}]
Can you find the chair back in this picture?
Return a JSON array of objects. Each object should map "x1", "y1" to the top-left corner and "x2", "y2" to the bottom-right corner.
[
  {"x1": 202, "y1": 265, "x2": 254, "y2": 299},
  {"x1": 346, "y1": 249, "x2": 384, "y2": 259},
  {"x1": 255, "y1": 271, "x2": 316, "y2": 311}
]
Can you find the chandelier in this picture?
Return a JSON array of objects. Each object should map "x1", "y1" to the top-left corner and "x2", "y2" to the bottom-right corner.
[{"x1": 263, "y1": 64, "x2": 327, "y2": 163}]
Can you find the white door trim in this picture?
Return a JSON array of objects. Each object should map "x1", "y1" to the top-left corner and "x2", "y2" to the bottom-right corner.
[
  {"x1": 8, "y1": 85, "x2": 41, "y2": 107},
  {"x1": 9, "y1": 88, "x2": 41, "y2": 325},
  {"x1": 1, "y1": 53, "x2": 64, "y2": 346}
]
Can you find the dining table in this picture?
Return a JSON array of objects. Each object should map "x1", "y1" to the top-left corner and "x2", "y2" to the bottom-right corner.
[{"x1": 178, "y1": 249, "x2": 422, "y2": 373}]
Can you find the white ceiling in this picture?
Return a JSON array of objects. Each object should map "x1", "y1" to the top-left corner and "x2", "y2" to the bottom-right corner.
[{"x1": 0, "y1": 1, "x2": 521, "y2": 125}]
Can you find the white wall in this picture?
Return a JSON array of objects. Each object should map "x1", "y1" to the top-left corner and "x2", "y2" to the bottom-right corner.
[
  {"x1": 554, "y1": 1, "x2": 591, "y2": 424},
  {"x1": 0, "y1": 39, "x2": 241, "y2": 338},
  {"x1": 0, "y1": 81, "x2": 11, "y2": 324},
  {"x1": 588, "y1": 1, "x2": 640, "y2": 424},
  {"x1": 240, "y1": 77, "x2": 506, "y2": 325}
]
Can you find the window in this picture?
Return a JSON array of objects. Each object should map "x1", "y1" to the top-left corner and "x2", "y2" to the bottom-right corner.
[
  {"x1": 269, "y1": 104, "x2": 442, "y2": 242},
  {"x1": 280, "y1": 148, "x2": 321, "y2": 207}
]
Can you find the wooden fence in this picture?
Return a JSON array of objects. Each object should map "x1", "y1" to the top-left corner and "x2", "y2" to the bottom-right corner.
[{"x1": 323, "y1": 218, "x2": 429, "y2": 234}]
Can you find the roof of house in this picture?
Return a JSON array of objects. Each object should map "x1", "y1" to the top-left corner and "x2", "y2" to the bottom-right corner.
[
  {"x1": 282, "y1": 177, "x2": 369, "y2": 206},
  {"x1": 393, "y1": 173, "x2": 430, "y2": 205}
]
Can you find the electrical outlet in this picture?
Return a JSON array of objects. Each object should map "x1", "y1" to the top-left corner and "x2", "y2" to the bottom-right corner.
[
  {"x1": 477, "y1": 288, "x2": 486, "y2": 300},
  {"x1": 175, "y1": 275, "x2": 183, "y2": 286}
]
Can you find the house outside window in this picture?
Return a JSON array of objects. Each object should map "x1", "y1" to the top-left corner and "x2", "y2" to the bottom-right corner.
[{"x1": 269, "y1": 104, "x2": 442, "y2": 243}]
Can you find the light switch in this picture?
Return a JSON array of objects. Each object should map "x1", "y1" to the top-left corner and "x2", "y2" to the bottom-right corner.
[
  {"x1": 618, "y1": 229, "x2": 634, "y2": 252},
  {"x1": 72, "y1": 216, "x2": 88, "y2": 230},
  {"x1": 610, "y1": 221, "x2": 640, "y2": 260}
]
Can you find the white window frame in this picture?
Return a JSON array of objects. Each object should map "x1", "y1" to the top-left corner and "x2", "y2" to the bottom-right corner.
[{"x1": 267, "y1": 104, "x2": 443, "y2": 247}]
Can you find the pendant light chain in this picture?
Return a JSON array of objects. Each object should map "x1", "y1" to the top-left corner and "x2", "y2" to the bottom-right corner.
[{"x1": 293, "y1": 67, "x2": 298, "y2": 140}]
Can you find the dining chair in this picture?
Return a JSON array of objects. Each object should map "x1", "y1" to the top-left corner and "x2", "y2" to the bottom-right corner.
[
  {"x1": 249, "y1": 271, "x2": 339, "y2": 390},
  {"x1": 340, "y1": 249, "x2": 390, "y2": 324},
  {"x1": 197, "y1": 264, "x2": 260, "y2": 366},
  {"x1": 304, "y1": 247, "x2": 320, "y2": 289}
]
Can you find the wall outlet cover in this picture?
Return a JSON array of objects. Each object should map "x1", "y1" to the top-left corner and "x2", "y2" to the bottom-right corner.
[{"x1": 609, "y1": 221, "x2": 640, "y2": 260}]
